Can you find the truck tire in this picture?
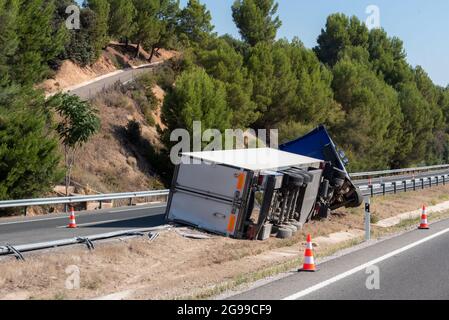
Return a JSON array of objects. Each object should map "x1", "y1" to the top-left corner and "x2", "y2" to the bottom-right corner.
[
  {"x1": 276, "y1": 227, "x2": 293, "y2": 239},
  {"x1": 283, "y1": 224, "x2": 298, "y2": 233},
  {"x1": 347, "y1": 187, "x2": 364, "y2": 208},
  {"x1": 289, "y1": 220, "x2": 303, "y2": 230},
  {"x1": 333, "y1": 178, "x2": 345, "y2": 188}
]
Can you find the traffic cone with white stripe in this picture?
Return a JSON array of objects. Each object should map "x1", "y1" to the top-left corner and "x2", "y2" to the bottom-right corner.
[
  {"x1": 67, "y1": 206, "x2": 77, "y2": 229},
  {"x1": 299, "y1": 234, "x2": 316, "y2": 272},
  {"x1": 418, "y1": 205, "x2": 429, "y2": 230}
]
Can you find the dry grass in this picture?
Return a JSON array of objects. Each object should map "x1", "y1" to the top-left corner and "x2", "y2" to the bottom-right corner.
[{"x1": 2, "y1": 185, "x2": 449, "y2": 300}]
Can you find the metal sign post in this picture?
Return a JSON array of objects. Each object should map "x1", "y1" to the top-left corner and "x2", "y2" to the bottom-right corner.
[{"x1": 364, "y1": 196, "x2": 371, "y2": 241}]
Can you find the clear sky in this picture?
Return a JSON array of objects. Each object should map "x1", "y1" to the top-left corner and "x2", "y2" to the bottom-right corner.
[{"x1": 180, "y1": 0, "x2": 449, "y2": 87}]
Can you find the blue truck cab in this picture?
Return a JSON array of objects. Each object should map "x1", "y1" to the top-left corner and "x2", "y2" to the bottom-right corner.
[{"x1": 280, "y1": 125, "x2": 363, "y2": 217}]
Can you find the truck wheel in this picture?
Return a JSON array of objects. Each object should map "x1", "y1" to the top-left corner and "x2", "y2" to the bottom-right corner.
[
  {"x1": 276, "y1": 227, "x2": 293, "y2": 239},
  {"x1": 283, "y1": 224, "x2": 298, "y2": 233},
  {"x1": 333, "y1": 178, "x2": 344, "y2": 188},
  {"x1": 347, "y1": 188, "x2": 364, "y2": 208},
  {"x1": 289, "y1": 220, "x2": 303, "y2": 230}
]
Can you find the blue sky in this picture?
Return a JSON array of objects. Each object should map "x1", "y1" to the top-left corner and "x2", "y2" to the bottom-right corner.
[{"x1": 179, "y1": 0, "x2": 449, "y2": 87}]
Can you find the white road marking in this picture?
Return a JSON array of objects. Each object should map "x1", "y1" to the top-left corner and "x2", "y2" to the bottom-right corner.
[
  {"x1": 0, "y1": 215, "x2": 68, "y2": 226},
  {"x1": 113, "y1": 205, "x2": 166, "y2": 213},
  {"x1": 57, "y1": 219, "x2": 122, "y2": 228},
  {"x1": 283, "y1": 226, "x2": 449, "y2": 300}
]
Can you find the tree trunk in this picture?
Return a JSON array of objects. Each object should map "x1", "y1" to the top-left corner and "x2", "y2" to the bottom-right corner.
[
  {"x1": 134, "y1": 42, "x2": 141, "y2": 59},
  {"x1": 64, "y1": 145, "x2": 69, "y2": 197},
  {"x1": 148, "y1": 46, "x2": 156, "y2": 63}
]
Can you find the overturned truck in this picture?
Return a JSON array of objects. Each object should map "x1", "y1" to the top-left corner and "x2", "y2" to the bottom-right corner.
[{"x1": 165, "y1": 126, "x2": 363, "y2": 240}]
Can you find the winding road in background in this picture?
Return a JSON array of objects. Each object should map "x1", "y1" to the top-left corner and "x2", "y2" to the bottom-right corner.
[{"x1": 64, "y1": 61, "x2": 164, "y2": 100}]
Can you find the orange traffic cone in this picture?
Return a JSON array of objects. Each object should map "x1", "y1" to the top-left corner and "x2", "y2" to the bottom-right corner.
[
  {"x1": 67, "y1": 206, "x2": 77, "y2": 229},
  {"x1": 299, "y1": 234, "x2": 316, "y2": 272},
  {"x1": 418, "y1": 205, "x2": 429, "y2": 229}
]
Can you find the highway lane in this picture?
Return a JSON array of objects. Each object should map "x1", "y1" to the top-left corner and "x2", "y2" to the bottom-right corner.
[
  {"x1": 229, "y1": 216, "x2": 449, "y2": 300},
  {"x1": 0, "y1": 204, "x2": 167, "y2": 246}
]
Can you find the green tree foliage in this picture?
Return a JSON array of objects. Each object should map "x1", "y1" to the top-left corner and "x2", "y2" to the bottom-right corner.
[
  {"x1": 246, "y1": 42, "x2": 298, "y2": 132},
  {"x1": 131, "y1": 0, "x2": 160, "y2": 58},
  {"x1": 393, "y1": 82, "x2": 434, "y2": 166},
  {"x1": 85, "y1": 0, "x2": 110, "y2": 57},
  {"x1": 63, "y1": 7, "x2": 99, "y2": 66},
  {"x1": 11, "y1": 0, "x2": 67, "y2": 85},
  {"x1": 314, "y1": 13, "x2": 369, "y2": 67},
  {"x1": 0, "y1": 0, "x2": 19, "y2": 85},
  {"x1": 231, "y1": 0, "x2": 281, "y2": 46},
  {"x1": 195, "y1": 38, "x2": 257, "y2": 128},
  {"x1": 108, "y1": 0, "x2": 137, "y2": 46},
  {"x1": 367, "y1": 29, "x2": 412, "y2": 87},
  {"x1": 280, "y1": 38, "x2": 343, "y2": 128},
  {"x1": 47, "y1": 93, "x2": 101, "y2": 195},
  {"x1": 331, "y1": 58, "x2": 403, "y2": 170},
  {"x1": 0, "y1": 87, "x2": 63, "y2": 200},
  {"x1": 161, "y1": 67, "x2": 231, "y2": 148},
  {"x1": 178, "y1": 0, "x2": 214, "y2": 45},
  {"x1": 147, "y1": 0, "x2": 180, "y2": 61}
]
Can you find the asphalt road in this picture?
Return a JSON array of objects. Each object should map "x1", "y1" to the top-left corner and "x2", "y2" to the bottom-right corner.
[
  {"x1": 0, "y1": 204, "x2": 167, "y2": 246},
  {"x1": 68, "y1": 62, "x2": 163, "y2": 100},
  {"x1": 229, "y1": 217, "x2": 449, "y2": 300}
]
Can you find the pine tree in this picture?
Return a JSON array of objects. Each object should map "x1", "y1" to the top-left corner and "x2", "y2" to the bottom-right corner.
[
  {"x1": 108, "y1": 0, "x2": 136, "y2": 46},
  {"x1": 246, "y1": 42, "x2": 300, "y2": 132},
  {"x1": 0, "y1": 0, "x2": 19, "y2": 85},
  {"x1": 314, "y1": 13, "x2": 369, "y2": 66},
  {"x1": 0, "y1": 87, "x2": 63, "y2": 201},
  {"x1": 232, "y1": 0, "x2": 281, "y2": 46},
  {"x1": 161, "y1": 67, "x2": 232, "y2": 149},
  {"x1": 132, "y1": 0, "x2": 160, "y2": 58},
  {"x1": 178, "y1": 0, "x2": 214, "y2": 44},
  {"x1": 12, "y1": 0, "x2": 67, "y2": 85},
  {"x1": 195, "y1": 37, "x2": 257, "y2": 128},
  {"x1": 331, "y1": 57, "x2": 402, "y2": 170},
  {"x1": 85, "y1": 0, "x2": 110, "y2": 58}
]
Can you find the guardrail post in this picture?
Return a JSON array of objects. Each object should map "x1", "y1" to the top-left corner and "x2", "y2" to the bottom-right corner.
[
  {"x1": 421, "y1": 178, "x2": 424, "y2": 189},
  {"x1": 23, "y1": 206, "x2": 27, "y2": 217},
  {"x1": 99, "y1": 201, "x2": 102, "y2": 210},
  {"x1": 443, "y1": 175, "x2": 446, "y2": 186},
  {"x1": 364, "y1": 196, "x2": 371, "y2": 241},
  {"x1": 403, "y1": 181, "x2": 407, "y2": 192},
  {"x1": 428, "y1": 177, "x2": 432, "y2": 188},
  {"x1": 370, "y1": 185, "x2": 374, "y2": 197},
  {"x1": 128, "y1": 198, "x2": 133, "y2": 206},
  {"x1": 436, "y1": 176, "x2": 439, "y2": 186},
  {"x1": 413, "y1": 179, "x2": 416, "y2": 191},
  {"x1": 382, "y1": 183, "x2": 386, "y2": 196},
  {"x1": 393, "y1": 181, "x2": 397, "y2": 194}
]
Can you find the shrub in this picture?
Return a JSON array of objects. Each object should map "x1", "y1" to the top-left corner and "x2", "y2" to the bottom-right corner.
[{"x1": 126, "y1": 120, "x2": 141, "y2": 143}]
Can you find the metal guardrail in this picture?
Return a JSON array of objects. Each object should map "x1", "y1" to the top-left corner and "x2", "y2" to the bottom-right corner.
[
  {"x1": 350, "y1": 164, "x2": 449, "y2": 178},
  {"x1": 0, "y1": 226, "x2": 167, "y2": 259},
  {"x1": 0, "y1": 190, "x2": 169, "y2": 209},
  {"x1": 0, "y1": 166, "x2": 448, "y2": 211},
  {"x1": 359, "y1": 174, "x2": 449, "y2": 197}
]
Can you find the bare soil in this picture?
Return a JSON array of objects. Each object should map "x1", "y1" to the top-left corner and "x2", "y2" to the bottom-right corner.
[
  {"x1": 38, "y1": 43, "x2": 178, "y2": 95},
  {"x1": 1, "y1": 186, "x2": 449, "y2": 300},
  {"x1": 71, "y1": 87, "x2": 164, "y2": 193}
]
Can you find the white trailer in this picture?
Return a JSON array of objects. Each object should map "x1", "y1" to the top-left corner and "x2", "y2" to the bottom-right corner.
[{"x1": 165, "y1": 148, "x2": 324, "y2": 240}]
